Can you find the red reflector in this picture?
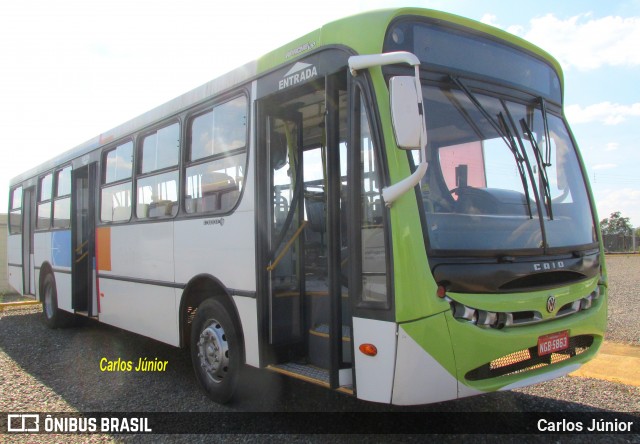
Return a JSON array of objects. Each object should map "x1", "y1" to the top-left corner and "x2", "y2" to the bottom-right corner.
[
  {"x1": 437, "y1": 285, "x2": 447, "y2": 298},
  {"x1": 359, "y1": 343, "x2": 378, "y2": 356}
]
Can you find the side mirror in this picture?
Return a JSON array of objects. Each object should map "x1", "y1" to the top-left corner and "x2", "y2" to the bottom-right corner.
[
  {"x1": 348, "y1": 53, "x2": 429, "y2": 206},
  {"x1": 389, "y1": 76, "x2": 422, "y2": 149}
]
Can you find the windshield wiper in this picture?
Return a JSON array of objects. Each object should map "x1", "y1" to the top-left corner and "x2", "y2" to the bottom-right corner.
[
  {"x1": 449, "y1": 76, "x2": 509, "y2": 145},
  {"x1": 539, "y1": 97, "x2": 552, "y2": 166},
  {"x1": 520, "y1": 118, "x2": 554, "y2": 220},
  {"x1": 495, "y1": 112, "x2": 534, "y2": 219},
  {"x1": 500, "y1": 100, "x2": 551, "y2": 250},
  {"x1": 449, "y1": 76, "x2": 533, "y2": 218}
]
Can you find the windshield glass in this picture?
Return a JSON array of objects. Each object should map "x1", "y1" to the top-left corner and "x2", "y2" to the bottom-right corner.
[{"x1": 415, "y1": 84, "x2": 596, "y2": 255}]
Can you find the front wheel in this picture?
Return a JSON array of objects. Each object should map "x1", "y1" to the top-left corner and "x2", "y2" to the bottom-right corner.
[{"x1": 190, "y1": 298, "x2": 242, "y2": 403}]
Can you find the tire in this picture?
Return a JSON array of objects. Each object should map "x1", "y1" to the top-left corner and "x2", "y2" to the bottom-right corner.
[
  {"x1": 190, "y1": 298, "x2": 242, "y2": 403},
  {"x1": 42, "y1": 272, "x2": 74, "y2": 328}
]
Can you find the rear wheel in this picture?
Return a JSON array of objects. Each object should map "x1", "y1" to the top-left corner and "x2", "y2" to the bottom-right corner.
[
  {"x1": 190, "y1": 298, "x2": 242, "y2": 403},
  {"x1": 42, "y1": 272, "x2": 74, "y2": 328}
]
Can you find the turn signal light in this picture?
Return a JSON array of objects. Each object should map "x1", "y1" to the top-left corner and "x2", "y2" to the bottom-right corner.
[{"x1": 359, "y1": 343, "x2": 378, "y2": 356}]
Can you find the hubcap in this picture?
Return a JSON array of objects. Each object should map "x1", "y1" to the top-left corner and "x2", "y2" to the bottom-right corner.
[
  {"x1": 44, "y1": 282, "x2": 54, "y2": 319},
  {"x1": 197, "y1": 319, "x2": 229, "y2": 383}
]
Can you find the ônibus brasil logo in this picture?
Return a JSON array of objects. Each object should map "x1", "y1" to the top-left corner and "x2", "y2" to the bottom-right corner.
[{"x1": 279, "y1": 62, "x2": 318, "y2": 90}]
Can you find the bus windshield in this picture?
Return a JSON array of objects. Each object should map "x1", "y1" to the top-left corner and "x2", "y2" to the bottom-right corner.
[{"x1": 415, "y1": 83, "x2": 597, "y2": 255}]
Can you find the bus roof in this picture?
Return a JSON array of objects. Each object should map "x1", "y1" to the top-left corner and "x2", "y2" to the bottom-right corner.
[
  {"x1": 257, "y1": 8, "x2": 562, "y2": 77},
  {"x1": 10, "y1": 7, "x2": 562, "y2": 187}
]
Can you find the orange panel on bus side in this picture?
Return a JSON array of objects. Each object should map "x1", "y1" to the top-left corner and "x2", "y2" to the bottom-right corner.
[{"x1": 96, "y1": 227, "x2": 112, "y2": 272}]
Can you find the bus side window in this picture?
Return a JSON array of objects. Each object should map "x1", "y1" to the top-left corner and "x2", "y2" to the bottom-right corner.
[
  {"x1": 136, "y1": 122, "x2": 180, "y2": 220},
  {"x1": 37, "y1": 173, "x2": 53, "y2": 230},
  {"x1": 184, "y1": 95, "x2": 247, "y2": 215},
  {"x1": 9, "y1": 186, "x2": 23, "y2": 234},
  {"x1": 53, "y1": 166, "x2": 72, "y2": 229},
  {"x1": 101, "y1": 141, "x2": 133, "y2": 223}
]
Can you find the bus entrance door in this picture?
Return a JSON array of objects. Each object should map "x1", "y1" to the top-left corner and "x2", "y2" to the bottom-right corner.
[
  {"x1": 71, "y1": 163, "x2": 98, "y2": 316},
  {"x1": 266, "y1": 110, "x2": 305, "y2": 350},
  {"x1": 259, "y1": 70, "x2": 351, "y2": 391},
  {"x1": 22, "y1": 187, "x2": 36, "y2": 295}
]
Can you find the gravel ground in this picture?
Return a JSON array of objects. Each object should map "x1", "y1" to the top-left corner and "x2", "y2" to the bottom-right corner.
[
  {"x1": 1, "y1": 255, "x2": 639, "y2": 443},
  {"x1": 603, "y1": 255, "x2": 640, "y2": 345}
]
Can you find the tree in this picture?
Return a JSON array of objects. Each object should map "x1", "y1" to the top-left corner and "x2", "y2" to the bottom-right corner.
[{"x1": 600, "y1": 211, "x2": 633, "y2": 236}]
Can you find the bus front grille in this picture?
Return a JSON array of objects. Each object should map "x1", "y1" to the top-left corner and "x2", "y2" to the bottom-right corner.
[{"x1": 465, "y1": 335, "x2": 594, "y2": 381}]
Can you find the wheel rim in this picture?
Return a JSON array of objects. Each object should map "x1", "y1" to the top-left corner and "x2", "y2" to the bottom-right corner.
[
  {"x1": 197, "y1": 319, "x2": 230, "y2": 384},
  {"x1": 44, "y1": 281, "x2": 55, "y2": 319}
]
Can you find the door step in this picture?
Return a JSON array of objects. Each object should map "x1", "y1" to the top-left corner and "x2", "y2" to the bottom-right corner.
[
  {"x1": 75, "y1": 310, "x2": 97, "y2": 318},
  {"x1": 266, "y1": 363, "x2": 353, "y2": 394},
  {"x1": 267, "y1": 363, "x2": 330, "y2": 387}
]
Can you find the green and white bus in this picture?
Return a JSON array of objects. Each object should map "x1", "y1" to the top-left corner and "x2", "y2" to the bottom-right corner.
[{"x1": 7, "y1": 8, "x2": 606, "y2": 405}]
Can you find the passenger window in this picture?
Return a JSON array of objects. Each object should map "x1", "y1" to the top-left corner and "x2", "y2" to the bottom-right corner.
[
  {"x1": 137, "y1": 171, "x2": 179, "y2": 219},
  {"x1": 190, "y1": 96, "x2": 247, "y2": 161},
  {"x1": 101, "y1": 141, "x2": 133, "y2": 222},
  {"x1": 53, "y1": 166, "x2": 72, "y2": 228},
  {"x1": 104, "y1": 141, "x2": 133, "y2": 184},
  {"x1": 101, "y1": 183, "x2": 132, "y2": 222},
  {"x1": 141, "y1": 122, "x2": 179, "y2": 173},
  {"x1": 185, "y1": 155, "x2": 243, "y2": 214},
  {"x1": 37, "y1": 173, "x2": 53, "y2": 229},
  {"x1": 136, "y1": 122, "x2": 180, "y2": 219},
  {"x1": 9, "y1": 186, "x2": 22, "y2": 234},
  {"x1": 185, "y1": 95, "x2": 247, "y2": 214}
]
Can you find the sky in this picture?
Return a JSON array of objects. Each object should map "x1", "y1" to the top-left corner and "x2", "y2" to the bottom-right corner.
[{"x1": 1, "y1": 0, "x2": 639, "y2": 227}]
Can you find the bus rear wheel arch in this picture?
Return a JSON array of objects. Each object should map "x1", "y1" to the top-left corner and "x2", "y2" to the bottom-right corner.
[
  {"x1": 190, "y1": 297, "x2": 243, "y2": 403},
  {"x1": 40, "y1": 270, "x2": 74, "y2": 329}
]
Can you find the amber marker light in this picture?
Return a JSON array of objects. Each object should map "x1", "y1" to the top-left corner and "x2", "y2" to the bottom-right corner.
[
  {"x1": 359, "y1": 343, "x2": 378, "y2": 356},
  {"x1": 437, "y1": 285, "x2": 447, "y2": 298}
]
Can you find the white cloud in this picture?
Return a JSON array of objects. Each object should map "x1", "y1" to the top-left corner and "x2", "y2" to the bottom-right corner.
[
  {"x1": 480, "y1": 13, "x2": 523, "y2": 35},
  {"x1": 606, "y1": 143, "x2": 619, "y2": 152},
  {"x1": 480, "y1": 13, "x2": 499, "y2": 26},
  {"x1": 565, "y1": 102, "x2": 640, "y2": 125},
  {"x1": 491, "y1": 13, "x2": 640, "y2": 71}
]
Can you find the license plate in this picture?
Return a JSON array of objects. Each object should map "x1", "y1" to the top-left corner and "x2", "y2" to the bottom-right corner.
[{"x1": 537, "y1": 330, "x2": 569, "y2": 356}]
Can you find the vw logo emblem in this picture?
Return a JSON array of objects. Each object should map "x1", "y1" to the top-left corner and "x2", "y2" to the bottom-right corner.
[{"x1": 546, "y1": 296, "x2": 556, "y2": 313}]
